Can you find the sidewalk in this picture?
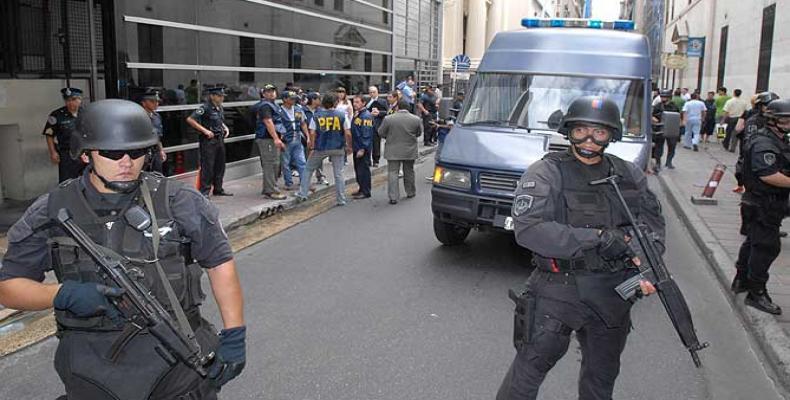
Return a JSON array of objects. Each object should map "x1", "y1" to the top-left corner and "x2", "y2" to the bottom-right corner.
[{"x1": 655, "y1": 140, "x2": 790, "y2": 387}]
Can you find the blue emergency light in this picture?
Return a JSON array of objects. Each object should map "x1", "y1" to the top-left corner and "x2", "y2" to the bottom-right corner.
[{"x1": 520, "y1": 18, "x2": 635, "y2": 31}]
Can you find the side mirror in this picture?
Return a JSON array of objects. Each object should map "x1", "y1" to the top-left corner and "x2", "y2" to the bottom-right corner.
[{"x1": 547, "y1": 110, "x2": 563, "y2": 130}]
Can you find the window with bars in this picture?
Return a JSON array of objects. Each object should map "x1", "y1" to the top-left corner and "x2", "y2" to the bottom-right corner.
[{"x1": 756, "y1": 4, "x2": 775, "y2": 92}]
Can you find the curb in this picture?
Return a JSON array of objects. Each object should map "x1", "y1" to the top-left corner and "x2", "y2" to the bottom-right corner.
[
  {"x1": 656, "y1": 173, "x2": 790, "y2": 390},
  {"x1": 221, "y1": 145, "x2": 437, "y2": 234}
]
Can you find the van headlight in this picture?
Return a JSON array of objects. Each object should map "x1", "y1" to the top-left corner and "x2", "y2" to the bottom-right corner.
[{"x1": 433, "y1": 166, "x2": 472, "y2": 190}]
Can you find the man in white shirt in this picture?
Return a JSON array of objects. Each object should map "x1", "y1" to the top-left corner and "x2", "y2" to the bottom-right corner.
[
  {"x1": 681, "y1": 93, "x2": 707, "y2": 151},
  {"x1": 723, "y1": 89, "x2": 750, "y2": 152}
]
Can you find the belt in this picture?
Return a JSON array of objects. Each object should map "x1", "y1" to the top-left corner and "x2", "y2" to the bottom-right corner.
[{"x1": 535, "y1": 255, "x2": 628, "y2": 274}]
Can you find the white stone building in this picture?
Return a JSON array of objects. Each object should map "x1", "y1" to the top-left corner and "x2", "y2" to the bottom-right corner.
[{"x1": 659, "y1": 0, "x2": 788, "y2": 96}]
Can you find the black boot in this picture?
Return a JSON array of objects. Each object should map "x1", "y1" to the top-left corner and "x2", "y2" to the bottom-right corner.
[
  {"x1": 745, "y1": 288, "x2": 782, "y2": 315},
  {"x1": 731, "y1": 273, "x2": 749, "y2": 294}
]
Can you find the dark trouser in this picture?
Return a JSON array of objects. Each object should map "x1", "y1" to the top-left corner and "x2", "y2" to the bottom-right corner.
[
  {"x1": 736, "y1": 202, "x2": 783, "y2": 287},
  {"x1": 722, "y1": 117, "x2": 740, "y2": 150},
  {"x1": 58, "y1": 148, "x2": 85, "y2": 183},
  {"x1": 198, "y1": 137, "x2": 226, "y2": 195},
  {"x1": 372, "y1": 131, "x2": 382, "y2": 164},
  {"x1": 353, "y1": 149, "x2": 372, "y2": 196},
  {"x1": 665, "y1": 137, "x2": 678, "y2": 166},
  {"x1": 423, "y1": 115, "x2": 436, "y2": 144},
  {"x1": 497, "y1": 272, "x2": 630, "y2": 400},
  {"x1": 55, "y1": 318, "x2": 219, "y2": 400},
  {"x1": 150, "y1": 147, "x2": 165, "y2": 174},
  {"x1": 652, "y1": 135, "x2": 665, "y2": 165}
]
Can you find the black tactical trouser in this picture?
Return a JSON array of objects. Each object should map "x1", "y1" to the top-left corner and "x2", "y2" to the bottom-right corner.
[
  {"x1": 497, "y1": 272, "x2": 630, "y2": 400},
  {"x1": 736, "y1": 202, "x2": 783, "y2": 287},
  {"x1": 198, "y1": 136, "x2": 226, "y2": 195},
  {"x1": 58, "y1": 148, "x2": 85, "y2": 183}
]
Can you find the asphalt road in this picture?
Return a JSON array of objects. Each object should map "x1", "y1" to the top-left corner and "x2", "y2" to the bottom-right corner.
[{"x1": 0, "y1": 160, "x2": 786, "y2": 400}]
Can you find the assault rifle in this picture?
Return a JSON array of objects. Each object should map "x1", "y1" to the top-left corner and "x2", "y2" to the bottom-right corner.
[
  {"x1": 589, "y1": 176, "x2": 709, "y2": 368},
  {"x1": 55, "y1": 208, "x2": 214, "y2": 376}
]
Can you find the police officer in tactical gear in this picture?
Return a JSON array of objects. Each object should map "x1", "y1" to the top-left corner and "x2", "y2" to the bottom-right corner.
[
  {"x1": 44, "y1": 87, "x2": 86, "y2": 182},
  {"x1": 0, "y1": 99, "x2": 246, "y2": 399},
  {"x1": 732, "y1": 98, "x2": 790, "y2": 315},
  {"x1": 186, "y1": 86, "x2": 233, "y2": 197},
  {"x1": 734, "y1": 92, "x2": 780, "y2": 193},
  {"x1": 651, "y1": 89, "x2": 680, "y2": 172},
  {"x1": 497, "y1": 96, "x2": 665, "y2": 400}
]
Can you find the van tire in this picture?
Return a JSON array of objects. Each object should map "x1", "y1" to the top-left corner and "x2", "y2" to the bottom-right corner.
[{"x1": 433, "y1": 218, "x2": 471, "y2": 245}]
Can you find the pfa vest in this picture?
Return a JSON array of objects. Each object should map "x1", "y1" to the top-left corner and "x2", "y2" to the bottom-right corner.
[
  {"x1": 313, "y1": 108, "x2": 347, "y2": 151},
  {"x1": 48, "y1": 172, "x2": 205, "y2": 331},
  {"x1": 279, "y1": 105, "x2": 305, "y2": 142}
]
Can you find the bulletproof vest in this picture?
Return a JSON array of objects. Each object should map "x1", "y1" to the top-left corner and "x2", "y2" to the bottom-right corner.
[
  {"x1": 535, "y1": 152, "x2": 641, "y2": 270},
  {"x1": 313, "y1": 108, "x2": 347, "y2": 151},
  {"x1": 48, "y1": 172, "x2": 204, "y2": 331},
  {"x1": 261, "y1": 100, "x2": 285, "y2": 135},
  {"x1": 279, "y1": 105, "x2": 304, "y2": 142},
  {"x1": 743, "y1": 128, "x2": 790, "y2": 201}
]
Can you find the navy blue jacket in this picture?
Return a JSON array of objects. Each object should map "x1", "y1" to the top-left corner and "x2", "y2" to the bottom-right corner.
[{"x1": 351, "y1": 110, "x2": 375, "y2": 152}]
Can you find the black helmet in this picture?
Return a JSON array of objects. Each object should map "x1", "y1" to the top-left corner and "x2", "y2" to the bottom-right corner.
[
  {"x1": 765, "y1": 99, "x2": 790, "y2": 119},
  {"x1": 755, "y1": 91, "x2": 779, "y2": 107},
  {"x1": 558, "y1": 96, "x2": 623, "y2": 142},
  {"x1": 659, "y1": 89, "x2": 673, "y2": 98},
  {"x1": 71, "y1": 99, "x2": 159, "y2": 159}
]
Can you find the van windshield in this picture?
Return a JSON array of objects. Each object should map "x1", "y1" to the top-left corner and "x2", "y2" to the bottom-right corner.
[{"x1": 459, "y1": 73, "x2": 645, "y2": 137}]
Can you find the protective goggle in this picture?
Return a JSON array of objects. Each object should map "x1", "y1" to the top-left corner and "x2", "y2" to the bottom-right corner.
[
  {"x1": 97, "y1": 148, "x2": 150, "y2": 160},
  {"x1": 568, "y1": 126, "x2": 612, "y2": 145}
]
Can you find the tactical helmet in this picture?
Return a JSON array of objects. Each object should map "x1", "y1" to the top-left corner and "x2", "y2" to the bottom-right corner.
[
  {"x1": 755, "y1": 91, "x2": 779, "y2": 107},
  {"x1": 558, "y1": 96, "x2": 623, "y2": 142},
  {"x1": 659, "y1": 89, "x2": 673, "y2": 98},
  {"x1": 765, "y1": 99, "x2": 790, "y2": 119},
  {"x1": 70, "y1": 99, "x2": 159, "y2": 159}
]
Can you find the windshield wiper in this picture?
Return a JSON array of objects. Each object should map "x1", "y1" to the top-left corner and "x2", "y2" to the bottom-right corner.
[{"x1": 460, "y1": 120, "x2": 507, "y2": 127}]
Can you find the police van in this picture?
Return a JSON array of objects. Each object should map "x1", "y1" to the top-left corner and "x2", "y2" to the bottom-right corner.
[{"x1": 431, "y1": 18, "x2": 653, "y2": 245}]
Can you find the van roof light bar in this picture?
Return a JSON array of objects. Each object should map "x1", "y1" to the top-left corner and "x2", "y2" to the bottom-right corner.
[{"x1": 521, "y1": 18, "x2": 635, "y2": 31}]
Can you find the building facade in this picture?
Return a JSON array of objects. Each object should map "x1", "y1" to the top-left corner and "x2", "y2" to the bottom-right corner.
[
  {"x1": 0, "y1": 0, "x2": 440, "y2": 202},
  {"x1": 658, "y1": 0, "x2": 788, "y2": 97}
]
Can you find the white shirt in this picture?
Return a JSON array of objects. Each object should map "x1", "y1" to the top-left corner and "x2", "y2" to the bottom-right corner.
[
  {"x1": 723, "y1": 97, "x2": 749, "y2": 118},
  {"x1": 682, "y1": 99, "x2": 707, "y2": 121}
]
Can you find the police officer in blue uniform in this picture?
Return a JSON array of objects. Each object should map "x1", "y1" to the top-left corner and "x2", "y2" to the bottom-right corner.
[
  {"x1": 253, "y1": 84, "x2": 287, "y2": 199},
  {"x1": 44, "y1": 87, "x2": 86, "y2": 182},
  {"x1": 0, "y1": 99, "x2": 246, "y2": 399},
  {"x1": 186, "y1": 87, "x2": 233, "y2": 197},
  {"x1": 296, "y1": 92, "x2": 352, "y2": 205},
  {"x1": 497, "y1": 96, "x2": 663, "y2": 400},
  {"x1": 139, "y1": 89, "x2": 167, "y2": 173},
  {"x1": 733, "y1": 99, "x2": 790, "y2": 315},
  {"x1": 351, "y1": 95, "x2": 375, "y2": 198},
  {"x1": 278, "y1": 90, "x2": 309, "y2": 190}
]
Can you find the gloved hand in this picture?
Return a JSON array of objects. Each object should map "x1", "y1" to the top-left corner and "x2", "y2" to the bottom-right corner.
[
  {"x1": 597, "y1": 228, "x2": 635, "y2": 261},
  {"x1": 208, "y1": 326, "x2": 246, "y2": 389},
  {"x1": 53, "y1": 281, "x2": 125, "y2": 319}
]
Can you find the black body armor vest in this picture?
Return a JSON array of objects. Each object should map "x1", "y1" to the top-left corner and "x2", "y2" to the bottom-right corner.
[
  {"x1": 48, "y1": 172, "x2": 205, "y2": 331},
  {"x1": 742, "y1": 128, "x2": 790, "y2": 203}
]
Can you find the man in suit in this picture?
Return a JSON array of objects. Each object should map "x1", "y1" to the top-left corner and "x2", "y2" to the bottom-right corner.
[
  {"x1": 378, "y1": 99, "x2": 423, "y2": 204},
  {"x1": 367, "y1": 86, "x2": 389, "y2": 167}
]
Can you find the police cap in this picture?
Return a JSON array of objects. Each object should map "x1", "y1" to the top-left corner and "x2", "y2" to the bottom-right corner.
[
  {"x1": 558, "y1": 96, "x2": 623, "y2": 141},
  {"x1": 305, "y1": 91, "x2": 320, "y2": 102},
  {"x1": 281, "y1": 90, "x2": 299, "y2": 100},
  {"x1": 70, "y1": 99, "x2": 159, "y2": 159},
  {"x1": 206, "y1": 86, "x2": 226, "y2": 96},
  {"x1": 262, "y1": 84, "x2": 277, "y2": 92},
  {"x1": 61, "y1": 87, "x2": 83, "y2": 99},
  {"x1": 140, "y1": 88, "x2": 161, "y2": 102}
]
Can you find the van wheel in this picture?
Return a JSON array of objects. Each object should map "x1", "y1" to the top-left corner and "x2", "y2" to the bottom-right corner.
[{"x1": 433, "y1": 218, "x2": 471, "y2": 245}]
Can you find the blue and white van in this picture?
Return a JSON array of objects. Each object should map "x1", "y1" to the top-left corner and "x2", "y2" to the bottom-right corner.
[{"x1": 431, "y1": 19, "x2": 653, "y2": 245}]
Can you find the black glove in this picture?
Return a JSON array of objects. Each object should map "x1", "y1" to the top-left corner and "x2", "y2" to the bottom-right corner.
[
  {"x1": 208, "y1": 326, "x2": 246, "y2": 389},
  {"x1": 597, "y1": 228, "x2": 635, "y2": 261},
  {"x1": 53, "y1": 281, "x2": 125, "y2": 319}
]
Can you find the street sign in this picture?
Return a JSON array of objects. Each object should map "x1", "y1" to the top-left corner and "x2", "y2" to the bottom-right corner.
[
  {"x1": 665, "y1": 54, "x2": 688, "y2": 69},
  {"x1": 451, "y1": 54, "x2": 471, "y2": 71},
  {"x1": 450, "y1": 72, "x2": 471, "y2": 80},
  {"x1": 687, "y1": 37, "x2": 705, "y2": 58}
]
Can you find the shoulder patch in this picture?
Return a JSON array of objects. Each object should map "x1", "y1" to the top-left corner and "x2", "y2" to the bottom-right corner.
[
  {"x1": 47, "y1": 115, "x2": 57, "y2": 125},
  {"x1": 764, "y1": 153, "x2": 776, "y2": 166},
  {"x1": 522, "y1": 181, "x2": 536, "y2": 189},
  {"x1": 512, "y1": 194, "x2": 534, "y2": 217},
  {"x1": 195, "y1": 107, "x2": 205, "y2": 115}
]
